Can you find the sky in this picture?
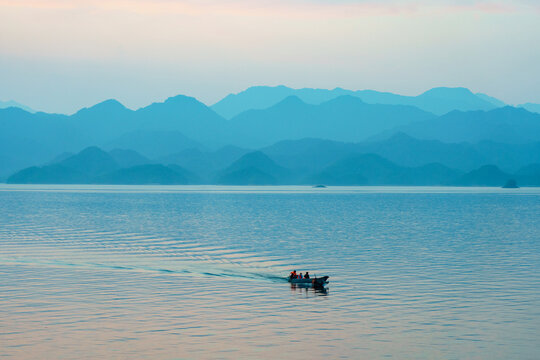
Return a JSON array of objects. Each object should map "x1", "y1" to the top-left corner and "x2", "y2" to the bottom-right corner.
[{"x1": 1, "y1": 0, "x2": 539, "y2": 113}]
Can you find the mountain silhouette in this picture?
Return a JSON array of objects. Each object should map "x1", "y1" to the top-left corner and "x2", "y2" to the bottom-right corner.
[
  {"x1": 108, "y1": 149, "x2": 152, "y2": 168},
  {"x1": 94, "y1": 164, "x2": 196, "y2": 185},
  {"x1": 59, "y1": 146, "x2": 119, "y2": 176},
  {"x1": 215, "y1": 151, "x2": 291, "y2": 185},
  {"x1": 0, "y1": 100, "x2": 35, "y2": 113},
  {"x1": 105, "y1": 130, "x2": 204, "y2": 158},
  {"x1": 519, "y1": 103, "x2": 540, "y2": 114},
  {"x1": 1, "y1": 87, "x2": 538, "y2": 184},
  {"x1": 226, "y1": 95, "x2": 434, "y2": 147},
  {"x1": 73, "y1": 99, "x2": 134, "y2": 143},
  {"x1": 211, "y1": 85, "x2": 501, "y2": 118},
  {"x1": 454, "y1": 165, "x2": 511, "y2": 186},
  {"x1": 157, "y1": 145, "x2": 250, "y2": 181},
  {"x1": 514, "y1": 164, "x2": 540, "y2": 186},
  {"x1": 7, "y1": 146, "x2": 196, "y2": 185},
  {"x1": 262, "y1": 133, "x2": 540, "y2": 174},
  {"x1": 135, "y1": 95, "x2": 227, "y2": 146},
  {"x1": 7, "y1": 164, "x2": 88, "y2": 184},
  {"x1": 308, "y1": 153, "x2": 463, "y2": 185},
  {"x1": 380, "y1": 106, "x2": 540, "y2": 144}
]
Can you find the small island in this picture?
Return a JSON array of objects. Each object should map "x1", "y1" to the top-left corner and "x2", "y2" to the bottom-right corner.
[{"x1": 502, "y1": 179, "x2": 519, "y2": 188}]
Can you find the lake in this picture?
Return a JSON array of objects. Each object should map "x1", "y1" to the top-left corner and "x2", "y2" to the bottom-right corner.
[{"x1": 1, "y1": 185, "x2": 539, "y2": 359}]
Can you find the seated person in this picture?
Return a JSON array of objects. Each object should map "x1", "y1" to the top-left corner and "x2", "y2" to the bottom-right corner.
[
  {"x1": 299, "y1": 273, "x2": 303, "y2": 279},
  {"x1": 290, "y1": 270, "x2": 297, "y2": 279},
  {"x1": 304, "y1": 272, "x2": 310, "y2": 279}
]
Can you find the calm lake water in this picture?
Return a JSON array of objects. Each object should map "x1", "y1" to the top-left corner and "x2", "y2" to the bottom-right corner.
[{"x1": 1, "y1": 185, "x2": 539, "y2": 359}]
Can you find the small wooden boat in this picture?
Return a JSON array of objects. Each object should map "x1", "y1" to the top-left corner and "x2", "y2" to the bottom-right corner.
[{"x1": 288, "y1": 275, "x2": 329, "y2": 288}]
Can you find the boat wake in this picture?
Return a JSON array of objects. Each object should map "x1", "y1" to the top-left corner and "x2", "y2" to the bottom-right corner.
[{"x1": 0, "y1": 224, "x2": 291, "y2": 284}]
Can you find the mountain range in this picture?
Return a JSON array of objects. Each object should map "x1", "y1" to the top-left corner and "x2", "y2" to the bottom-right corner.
[
  {"x1": 0, "y1": 100, "x2": 35, "y2": 113},
  {"x1": 7, "y1": 145, "x2": 540, "y2": 187},
  {"x1": 211, "y1": 85, "x2": 504, "y2": 118},
  {"x1": 2, "y1": 85, "x2": 540, "y2": 186}
]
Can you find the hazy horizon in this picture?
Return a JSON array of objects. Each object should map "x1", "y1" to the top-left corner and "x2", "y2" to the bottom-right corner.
[
  {"x1": 0, "y1": 84, "x2": 538, "y2": 115},
  {"x1": 1, "y1": 0, "x2": 540, "y2": 113}
]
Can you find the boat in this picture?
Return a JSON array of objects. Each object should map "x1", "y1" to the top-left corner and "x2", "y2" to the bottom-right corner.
[{"x1": 288, "y1": 275, "x2": 329, "y2": 288}]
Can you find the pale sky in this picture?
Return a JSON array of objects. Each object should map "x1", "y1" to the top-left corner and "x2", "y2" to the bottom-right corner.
[{"x1": 1, "y1": 0, "x2": 539, "y2": 113}]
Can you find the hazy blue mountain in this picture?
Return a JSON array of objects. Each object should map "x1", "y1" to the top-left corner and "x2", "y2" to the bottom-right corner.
[
  {"x1": 216, "y1": 167, "x2": 278, "y2": 185},
  {"x1": 519, "y1": 103, "x2": 540, "y2": 114},
  {"x1": 73, "y1": 95, "x2": 227, "y2": 147},
  {"x1": 0, "y1": 100, "x2": 35, "y2": 113},
  {"x1": 157, "y1": 145, "x2": 250, "y2": 181},
  {"x1": 215, "y1": 151, "x2": 291, "y2": 185},
  {"x1": 381, "y1": 106, "x2": 540, "y2": 144},
  {"x1": 59, "y1": 146, "x2": 119, "y2": 176},
  {"x1": 407, "y1": 87, "x2": 496, "y2": 115},
  {"x1": 6, "y1": 146, "x2": 117, "y2": 184},
  {"x1": 476, "y1": 93, "x2": 506, "y2": 107},
  {"x1": 46, "y1": 152, "x2": 75, "y2": 165},
  {"x1": 6, "y1": 164, "x2": 88, "y2": 184},
  {"x1": 211, "y1": 85, "x2": 353, "y2": 118},
  {"x1": 157, "y1": 148, "x2": 212, "y2": 178},
  {"x1": 135, "y1": 95, "x2": 227, "y2": 146},
  {"x1": 109, "y1": 149, "x2": 152, "y2": 168},
  {"x1": 309, "y1": 153, "x2": 464, "y2": 185},
  {"x1": 7, "y1": 140, "x2": 539, "y2": 186},
  {"x1": 262, "y1": 138, "x2": 359, "y2": 175},
  {"x1": 357, "y1": 87, "x2": 499, "y2": 115},
  {"x1": 514, "y1": 164, "x2": 540, "y2": 186},
  {"x1": 0, "y1": 107, "x2": 89, "y2": 178},
  {"x1": 470, "y1": 140, "x2": 540, "y2": 173},
  {"x1": 454, "y1": 165, "x2": 511, "y2": 186},
  {"x1": 0, "y1": 95, "x2": 226, "y2": 178},
  {"x1": 406, "y1": 163, "x2": 464, "y2": 185},
  {"x1": 363, "y1": 134, "x2": 540, "y2": 172},
  {"x1": 307, "y1": 154, "x2": 381, "y2": 185},
  {"x1": 0, "y1": 134, "x2": 52, "y2": 179},
  {"x1": 356, "y1": 133, "x2": 485, "y2": 171},
  {"x1": 227, "y1": 95, "x2": 435, "y2": 147},
  {"x1": 7, "y1": 146, "x2": 195, "y2": 185},
  {"x1": 105, "y1": 130, "x2": 204, "y2": 158},
  {"x1": 72, "y1": 99, "x2": 135, "y2": 143},
  {"x1": 1, "y1": 88, "x2": 537, "y2": 182},
  {"x1": 211, "y1": 146, "x2": 252, "y2": 169},
  {"x1": 261, "y1": 133, "x2": 540, "y2": 176},
  {"x1": 264, "y1": 135, "x2": 468, "y2": 171},
  {"x1": 94, "y1": 164, "x2": 194, "y2": 185},
  {"x1": 166, "y1": 164, "x2": 201, "y2": 184},
  {"x1": 308, "y1": 153, "x2": 461, "y2": 185},
  {"x1": 212, "y1": 85, "x2": 500, "y2": 118}
]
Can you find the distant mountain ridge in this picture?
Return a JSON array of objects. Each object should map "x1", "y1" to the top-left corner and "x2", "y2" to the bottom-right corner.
[
  {"x1": 380, "y1": 106, "x2": 540, "y2": 144},
  {"x1": 7, "y1": 144, "x2": 540, "y2": 187},
  {"x1": 225, "y1": 95, "x2": 435, "y2": 147},
  {"x1": 0, "y1": 95, "x2": 224, "y2": 178},
  {"x1": 211, "y1": 85, "x2": 503, "y2": 118},
  {"x1": 7, "y1": 147, "x2": 197, "y2": 185},
  {"x1": 215, "y1": 151, "x2": 292, "y2": 185},
  {"x1": 0, "y1": 100, "x2": 35, "y2": 113},
  {"x1": 519, "y1": 103, "x2": 540, "y2": 114},
  {"x1": 2, "y1": 86, "x2": 540, "y2": 184}
]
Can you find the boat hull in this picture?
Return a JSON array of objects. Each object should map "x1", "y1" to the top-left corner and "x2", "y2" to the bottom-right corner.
[{"x1": 288, "y1": 276, "x2": 329, "y2": 287}]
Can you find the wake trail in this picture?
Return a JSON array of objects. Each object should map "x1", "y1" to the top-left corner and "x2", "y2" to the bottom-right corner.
[{"x1": 0, "y1": 225, "x2": 293, "y2": 283}]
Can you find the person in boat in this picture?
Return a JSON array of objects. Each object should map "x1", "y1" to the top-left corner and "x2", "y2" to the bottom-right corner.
[
  {"x1": 299, "y1": 273, "x2": 303, "y2": 279},
  {"x1": 304, "y1": 272, "x2": 310, "y2": 279},
  {"x1": 290, "y1": 270, "x2": 297, "y2": 279}
]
